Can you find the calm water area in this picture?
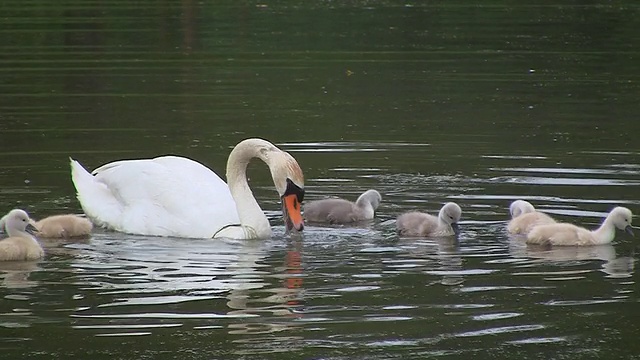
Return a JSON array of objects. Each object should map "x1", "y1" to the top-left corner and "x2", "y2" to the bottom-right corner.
[{"x1": 1, "y1": 1, "x2": 640, "y2": 359}]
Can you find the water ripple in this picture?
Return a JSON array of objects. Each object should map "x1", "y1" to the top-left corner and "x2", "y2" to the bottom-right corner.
[{"x1": 455, "y1": 324, "x2": 545, "y2": 338}]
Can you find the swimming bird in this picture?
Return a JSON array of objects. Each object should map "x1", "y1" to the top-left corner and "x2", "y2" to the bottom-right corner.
[
  {"x1": 35, "y1": 214, "x2": 93, "y2": 238},
  {"x1": 0, "y1": 209, "x2": 43, "y2": 261},
  {"x1": 70, "y1": 138, "x2": 305, "y2": 239},
  {"x1": 526, "y1": 206, "x2": 634, "y2": 246},
  {"x1": 507, "y1": 200, "x2": 556, "y2": 235},
  {"x1": 396, "y1": 202, "x2": 462, "y2": 237},
  {"x1": 1, "y1": 212, "x2": 92, "y2": 238},
  {"x1": 303, "y1": 189, "x2": 382, "y2": 224}
]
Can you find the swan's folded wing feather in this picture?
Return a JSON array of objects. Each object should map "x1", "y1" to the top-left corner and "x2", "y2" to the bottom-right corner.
[{"x1": 74, "y1": 156, "x2": 240, "y2": 238}]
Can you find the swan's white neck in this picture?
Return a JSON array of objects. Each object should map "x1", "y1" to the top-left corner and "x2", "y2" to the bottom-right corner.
[
  {"x1": 591, "y1": 216, "x2": 617, "y2": 245},
  {"x1": 223, "y1": 139, "x2": 274, "y2": 239},
  {"x1": 355, "y1": 199, "x2": 375, "y2": 219},
  {"x1": 435, "y1": 216, "x2": 450, "y2": 234},
  {"x1": 359, "y1": 205, "x2": 375, "y2": 219},
  {"x1": 437, "y1": 210, "x2": 448, "y2": 227}
]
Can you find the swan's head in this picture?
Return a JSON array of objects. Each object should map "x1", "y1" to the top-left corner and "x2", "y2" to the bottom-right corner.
[
  {"x1": 356, "y1": 189, "x2": 382, "y2": 211},
  {"x1": 4, "y1": 209, "x2": 38, "y2": 236},
  {"x1": 439, "y1": 202, "x2": 462, "y2": 235},
  {"x1": 267, "y1": 148, "x2": 305, "y2": 233},
  {"x1": 230, "y1": 138, "x2": 306, "y2": 234},
  {"x1": 509, "y1": 200, "x2": 536, "y2": 219},
  {"x1": 609, "y1": 207, "x2": 634, "y2": 236}
]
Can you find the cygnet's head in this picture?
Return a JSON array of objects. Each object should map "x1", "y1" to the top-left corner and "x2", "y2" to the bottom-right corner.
[
  {"x1": 4, "y1": 209, "x2": 38, "y2": 236},
  {"x1": 439, "y1": 202, "x2": 462, "y2": 225},
  {"x1": 356, "y1": 189, "x2": 382, "y2": 210},
  {"x1": 509, "y1": 200, "x2": 536, "y2": 219},
  {"x1": 609, "y1": 207, "x2": 634, "y2": 236}
]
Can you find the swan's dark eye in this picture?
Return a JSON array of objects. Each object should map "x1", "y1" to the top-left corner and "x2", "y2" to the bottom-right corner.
[{"x1": 284, "y1": 178, "x2": 305, "y2": 203}]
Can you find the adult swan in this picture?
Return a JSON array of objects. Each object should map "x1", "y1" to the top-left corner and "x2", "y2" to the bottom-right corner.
[{"x1": 70, "y1": 138, "x2": 305, "y2": 239}]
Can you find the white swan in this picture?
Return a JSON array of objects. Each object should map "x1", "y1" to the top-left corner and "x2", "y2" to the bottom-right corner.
[
  {"x1": 507, "y1": 200, "x2": 556, "y2": 235},
  {"x1": 0, "y1": 209, "x2": 43, "y2": 261},
  {"x1": 70, "y1": 138, "x2": 305, "y2": 239},
  {"x1": 303, "y1": 189, "x2": 382, "y2": 224},
  {"x1": 526, "y1": 207, "x2": 634, "y2": 246},
  {"x1": 396, "y1": 202, "x2": 462, "y2": 237}
]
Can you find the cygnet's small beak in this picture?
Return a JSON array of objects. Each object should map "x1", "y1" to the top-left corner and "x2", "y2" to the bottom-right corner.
[
  {"x1": 625, "y1": 225, "x2": 634, "y2": 237},
  {"x1": 282, "y1": 194, "x2": 304, "y2": 232},
  {"x1": 451, "y1": 223, "x2": 460, "y2": 236},
  {"x1": 26, "y1": 223, "x2": 39, "y2": 235}
]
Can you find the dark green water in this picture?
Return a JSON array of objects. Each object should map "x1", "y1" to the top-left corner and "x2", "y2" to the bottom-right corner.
[{"x1": 1, "y1": 1, "x2": 640, "y2": 359}]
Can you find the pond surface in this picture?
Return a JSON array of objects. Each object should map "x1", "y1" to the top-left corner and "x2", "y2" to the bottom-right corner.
[{"x1": 1, "y1": 1, "x2": 640, "y2": 359}]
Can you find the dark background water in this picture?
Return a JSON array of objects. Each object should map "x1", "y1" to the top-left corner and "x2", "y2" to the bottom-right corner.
[{"x1": 1, "y1": 1, "x2": 640, "y2": 359}]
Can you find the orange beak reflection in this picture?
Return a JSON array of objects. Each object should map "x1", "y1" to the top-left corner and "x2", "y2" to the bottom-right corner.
[{"x1": 282, "y1": 194, "x2": 304, "y2": 232}]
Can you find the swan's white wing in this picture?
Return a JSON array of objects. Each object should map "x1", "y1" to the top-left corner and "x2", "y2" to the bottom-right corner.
[{"x1": 71, "y1": 156, "x2": 240, "y2": 238}]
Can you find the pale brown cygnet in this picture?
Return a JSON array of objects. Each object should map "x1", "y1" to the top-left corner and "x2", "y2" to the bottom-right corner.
[
  {"x1": 507, "y1": 200, "x2": 556, "y2": 235},
  {"x1": 35, "y1": 214, "x2": 93, "y2": 238},
  {"x1": 304, "y1": 189, "x2": 381, "y2": 224},
  {"x1": 2, "y1": 212, "x2": 93, "y2": 239},
  {"x1": 0, "y1": 209, "x2": 44, "y2": 261},
  {"x1": 396, "y1": 202, "x2": 462, "y2": 237},
  {"x1": 526, "y1": 207, "x2": 634, "y2": 246}
]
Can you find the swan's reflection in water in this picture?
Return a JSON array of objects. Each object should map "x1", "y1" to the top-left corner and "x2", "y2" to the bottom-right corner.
[
  {"x1": 67, "y1": 230, "x2": 306, "y2": 338},
  {"x1": 508, "y1": 237, "x2": 634, "y2": 278},
  {"x1": 0, "y1": 236, "x2": 90, "y2": 289},
  {"x1": 399, "y1": 235, "x2": 464, "y2": 286},
  {"x1": 226, "y1": 239, "x2": 305, "y2": 336},
  {"x1": 0, "y1": 261, "x2": 41, "y2": 289},
  {"x1": 434, "y1": 237, "x2": 464, "y2": 286}
]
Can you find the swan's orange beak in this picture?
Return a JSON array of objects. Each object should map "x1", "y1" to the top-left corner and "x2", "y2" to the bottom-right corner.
[{"x1": 283, "y1": 194, "x2": 304, "y2": 232}]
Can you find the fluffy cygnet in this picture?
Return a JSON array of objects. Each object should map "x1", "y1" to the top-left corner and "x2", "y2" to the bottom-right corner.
[
  {"x1": 1, "y1": 212, "x2": 93, "y2": 239},
  {"x1": 526, "y1": 206, "x2": 634, "y2": 246},
  {"x1": 507, "y1": 200, "x2": 556, "y2": 235},
  {"x1": 303, "y1": 189, "x2": 382, "y2": 224},
  {"x1": 0, "y1": 209, "x2": 44, "y2": 261},
  {"x1": 396, "y1": 202, "x2": 462, "y2": 237},
  {"x1": 34, "y1": 214, "x2": 93, "y2": 238}
]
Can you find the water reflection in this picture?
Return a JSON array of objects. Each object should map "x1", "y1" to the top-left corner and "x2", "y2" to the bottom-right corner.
[
  {"x1": 1, "y1": 0, "x2": 640, "y2": 357},
  {"x1": 508, "y1": 238, "x2": 634, "y2": 278},
  {"x1": 399, "y1": 236, "x2": 464, "y2": 286},
  {"x1": 226, "y1": 239, "x2": 305, "y2": 335},
  {"x1": 0, "y1": 261, "x2": 41, "y2": 289},
  {"x1": 66, "y1": 232, "x2": 305, "y2": 337}
]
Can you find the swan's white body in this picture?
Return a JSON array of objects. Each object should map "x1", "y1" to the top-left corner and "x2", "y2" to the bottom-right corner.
[
  {"x1": 507, "y1": 200, "x2": 556, "y2": 235},
  {"x1": 70, "y1": 138, "x2": 305, "y2": 239},
  {"x1": 526, "y1": 207, "x2": 634, "y2": 246},
  {"x1": 396, "y1": 202, "x2": 462, "y2": 237},
  {"x1": 0, "y1": 209, "x2": 43, "y2": 261}
]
